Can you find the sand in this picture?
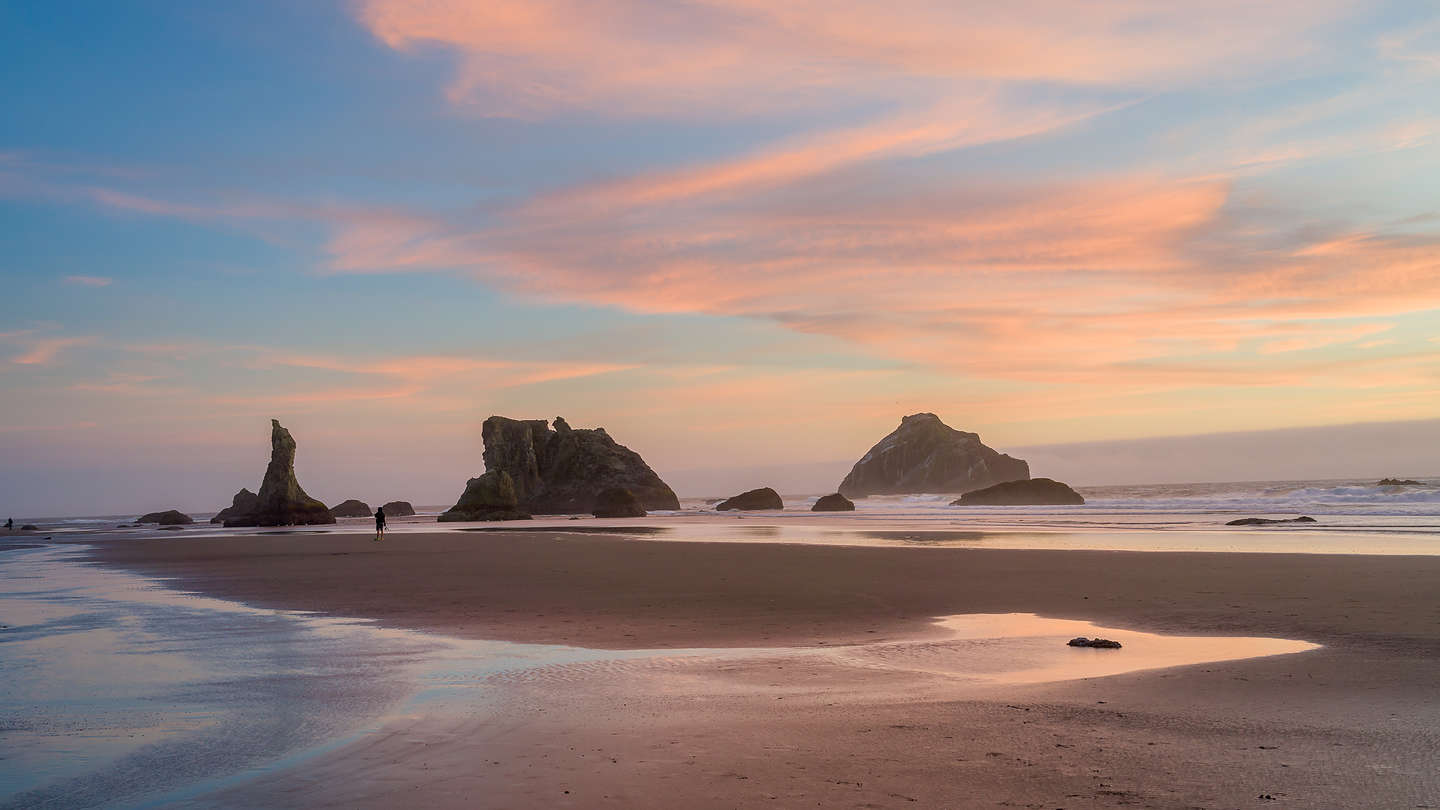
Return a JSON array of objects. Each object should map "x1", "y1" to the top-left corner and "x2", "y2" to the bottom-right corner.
[{"x1": 87, "y1": 531, "x2": 1440, "y2": 808}]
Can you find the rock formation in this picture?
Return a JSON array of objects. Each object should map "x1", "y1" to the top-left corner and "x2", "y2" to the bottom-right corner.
[
  {"x1": 438, "y1": 471, "x2": 532, "y2": 522},
  {"x1": 811, "y1": 493, "x2": 855, "y2": 512},
  {"x1": 211, "y1": 488, "x2": 259, "y2": 524},
  {"x1": 380, "y1": 500, "x2": 415, "y2": 516},
  {"x1": 592, "y1": 487, "x2": 647, "y2": 518},
  {"x1": 222, "y1": 420, "x2": 336, "y2": 527},
  {"x1": 19, "y1": 524, "x2": 38, "y2": 531},
  {"x1": 478, "y1": 416, "x2": 679, "y2": 514},
  {"x1": 716, "y1": 487, "x2": 784, "y2": 511},
  {"x1": 838, "y1": 413, "x2": 1029, "y2": 497},
  {"x1": 137, "y1": 509, "x2": 193, "y2": 525},
  {"x1": 1225, "y1": 516, "x2": 1317, "y2": 526},
  {"x1": 1377, "y1": 478, "x2": 1424, "y2": 486},
  {"x1": 953, "y1": 478, "x2": 1084, "y2": 506},
  {"x1": 1068, "y1": 637, "x2": 1122, "y2": 649},
  {"x1": 329, "y1": 499, "x2": 372, "y2": 518}
]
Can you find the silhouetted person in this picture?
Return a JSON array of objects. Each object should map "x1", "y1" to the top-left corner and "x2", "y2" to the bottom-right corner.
[
  {"x1": 373, "y1": 506, "x2": 386, "y2": 542},
  {"x1": 4, "y1": 518, "x2": 11, "y2": 530}
]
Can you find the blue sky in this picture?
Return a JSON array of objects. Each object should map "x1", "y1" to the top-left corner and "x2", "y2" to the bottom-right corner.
[{"x1": 2, "y1": 0, "x2": 1438, "y2": 515}]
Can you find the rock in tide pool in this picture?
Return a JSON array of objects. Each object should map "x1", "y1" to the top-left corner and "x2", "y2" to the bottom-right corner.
[
  {"x1": 380, "y1": 500, "x2": 416, "y2": 517},
  {"x1": 137, "y1": 510, "x2": 193, "y2": 525},
  {"x1": 477, "y1": 416, "x2": 679, "y2": 514},
  {"x1": 439, "y1": 470, "x2": 532, "y2": 522},
  {"x1": 1068, "y1": 637, "x2": 1122, "y2": 649},
  {"x1": 1226, "y1": 516, "x2": 1317, "y2": 526},
  {"x1": 591, "y1": 487, "x2": 647, "y2": 518},
  {"x1": 211, "y1": 488, "x2": 259, "y2": 524},
  {"x1": 953, "y1": 478, "x2": 1084, "y2": 506},
  {"x1": 222, "y1": 420, "x2": 336, "y2": 527},
  {"x1": 811, "y1": 493, "x2": 855, "y2": 512},
  {"x1": 329, "y1": 499, "x2": 372, "y2": 518},
  {"x1": 838, "y1": 413, "x2": 1029, "y2": 497},
  {"x1": 716, "y1": 487, "x2": 784, "y2": 511}
]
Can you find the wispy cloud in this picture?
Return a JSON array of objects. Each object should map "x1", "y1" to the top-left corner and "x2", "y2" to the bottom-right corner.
[{"x1": 63, "y1": 275, "x2": 113, "y2": 287}]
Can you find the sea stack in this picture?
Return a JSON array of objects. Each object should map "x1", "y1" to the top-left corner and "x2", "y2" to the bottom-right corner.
[
  {"x1": 137, "y1": 509, "x2": 193, "y2": 525},
  {"x1": 211, "y1": 488, "x2": 259, "y2": 524},
  {"x1": 475, "y1": 416, "x2": 680, "y2": 514},
  {"x1": 953, "y1": 478, "x2": 1084, "y2": 506},
  {"x1": 438, "y1": 470, "x2": 532, "y2": 521},
  {"x1": 811, "y1": 493, "x2": 855, "y2": 512},
  {"x1": 837, "y1": 413, "x2": 1029, "y2": 498},
  {"x1": 380, "y1": 500, "x2": 416, "y2": 517},
  {"x1": 222, "y1": 420, "x2": 336, "y2": 527},
  {"x1": 716, "y1": 487, "x2": 784, "y2": 511},
  {"x1": 329, "y1": 499, "x2": 372, "y2": 518}
]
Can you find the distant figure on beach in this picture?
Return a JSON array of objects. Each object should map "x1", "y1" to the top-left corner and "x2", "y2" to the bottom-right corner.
[
  {"x1": 4, "y1": 518, "x2": 11, "y2": 530},
  {"x1": 373, "y1": 506, "x2": 386, "y2": 542}
]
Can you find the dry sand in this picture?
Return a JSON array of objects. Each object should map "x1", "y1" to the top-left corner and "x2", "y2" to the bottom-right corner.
[{"x1": 88, "y1": 531, "x2": 1440, "y2": 808}]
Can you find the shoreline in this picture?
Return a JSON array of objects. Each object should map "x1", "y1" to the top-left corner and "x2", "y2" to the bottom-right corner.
[{"x1": 76, "y1": 531, "x2": 1440, "y2": 808}]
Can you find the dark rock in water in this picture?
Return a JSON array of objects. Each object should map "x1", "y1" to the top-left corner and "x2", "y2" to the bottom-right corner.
[
  {"x1": 811, "y1": 493, "x2": 855, "y2": 512},
  {"x1": 592, "y1": 487, "x2": 647, "y2": 518},
  {"x1": 380, "y1": 500, "x2": 415, "y2": 517},
  {"x1": 19, "y1": 524, "x2": 38, "y2": 531},
  {"x1": 716, "y1": 487, "x2": 783, "y2": 511},
  {"x1": 211, "y1": 488, "x2": 259, "y2": 524},
  {"x1": 439, "y1": 470, "x2": 533, "y2": 522},
  {"x1": 1226, "y1": 516, "x2": 1317, "y2": 526},
  {"x1": 1377, "y1": 478, "x2": 1424, "y2": 486},
  {"x1": 953, "y1": 478, "x2": 1084, "y2": 506},
  {"x1": 158, "y1": 525, "x2": 185, "y2": 531},
  {"x1": 137, "y1": 509, "x2": 193, "y2": 525},
  {"x1": 479, "y1": 416, "x2": 679, "y2": 514},
  {"x1": 329, "y1": 499, "x2": 372, "y2": 518},
  {"x1": 223, "y1": 420, "x2": 336, "y2": 527},
  {"x1": 1068, "y1": 637, "x2": 1122, "y2": 649},
  {"x1": 838, "y1": 413, "x2": 1029, "y2": 497}
]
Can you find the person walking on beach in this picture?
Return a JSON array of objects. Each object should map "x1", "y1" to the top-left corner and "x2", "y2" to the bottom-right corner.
[
  {"x1": 4, "y1": 518, "x2": 11, "y2": 530},
  {"x1": 373, "y1": 505, "x2": 386, "y2": 542}
]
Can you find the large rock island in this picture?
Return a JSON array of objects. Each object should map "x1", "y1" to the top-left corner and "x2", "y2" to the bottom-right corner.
[
  {"x1": 220, "y1": 420, "x2": 336, "y2": 527},
  {"x1": 838, "y1": 413, "x2": 1029, "y2": 497},
  {"x1": 458, "y1": 416, "x2": 680, "y2": 515}
]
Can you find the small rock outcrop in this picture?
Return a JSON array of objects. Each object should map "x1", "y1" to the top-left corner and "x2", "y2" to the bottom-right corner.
[
  {"x1": 19, "y1": 524, "x2": 38, "y2": 531},
  {"x1": 137, "y1": 510, "x2": 193, "y2": 525},
  {"x1": 211, "y1": 488, "x2": 259, "y2": 524},
  {"x1": 716, "y1": 487, "x2": 784, "y2": 511},
  {"x1": 953, "y1": 478, "x2": 1084, "y2": 506},
  {"x1": 439, "y1": 471, "x2": 532, "y2": 522},
  {"x1": 591, "y1": 487, "x2": 647, "y2": 518},
  {"x1": 838, "y1": 413, "x2": 1029, "y2": 497},
  {"x1": 222, "y1": 420, "x2": 336, "y2": 527},
  {"x1": 329, "y1": 499, "x2": 372, "y2": 518},
  {"x1": 1068, "y1": 637, "x2": 1122, "y2": 649},
  {"x1": 811, "y1": 493, "x2": 855, "y2": 512},
  {"x1": 1377, "y1": 478, "x2": 1424, "y2": 486},
  {"x1": 1225, "y1": 516, "x2": 1317, "y2": 526},
  {"x1": 380, "y1": 500, "x2": 416, "y2": 517},
  {"x1": 478, "y1": 416, "x2": 679, "y2": 514}
]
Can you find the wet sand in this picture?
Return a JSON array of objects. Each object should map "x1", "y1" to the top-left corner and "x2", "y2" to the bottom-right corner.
[{"x1": 88, "y1": 531, "x2": 1440, "y2": 808}]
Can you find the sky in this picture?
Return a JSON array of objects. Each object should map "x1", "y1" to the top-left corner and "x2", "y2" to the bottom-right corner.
[{"x1": 2, "y1": 1, "x2": 1439, "y2": 516}]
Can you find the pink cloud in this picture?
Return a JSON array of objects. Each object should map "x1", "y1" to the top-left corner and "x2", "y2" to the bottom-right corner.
[{"x1": 357, "y1": 0, "x2": 1361, "y2": 116}]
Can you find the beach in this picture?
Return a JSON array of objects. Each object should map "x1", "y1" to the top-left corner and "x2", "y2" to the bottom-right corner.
[{"x1": 75, "y1": 529, "x2": 1440, "y2": 808}]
